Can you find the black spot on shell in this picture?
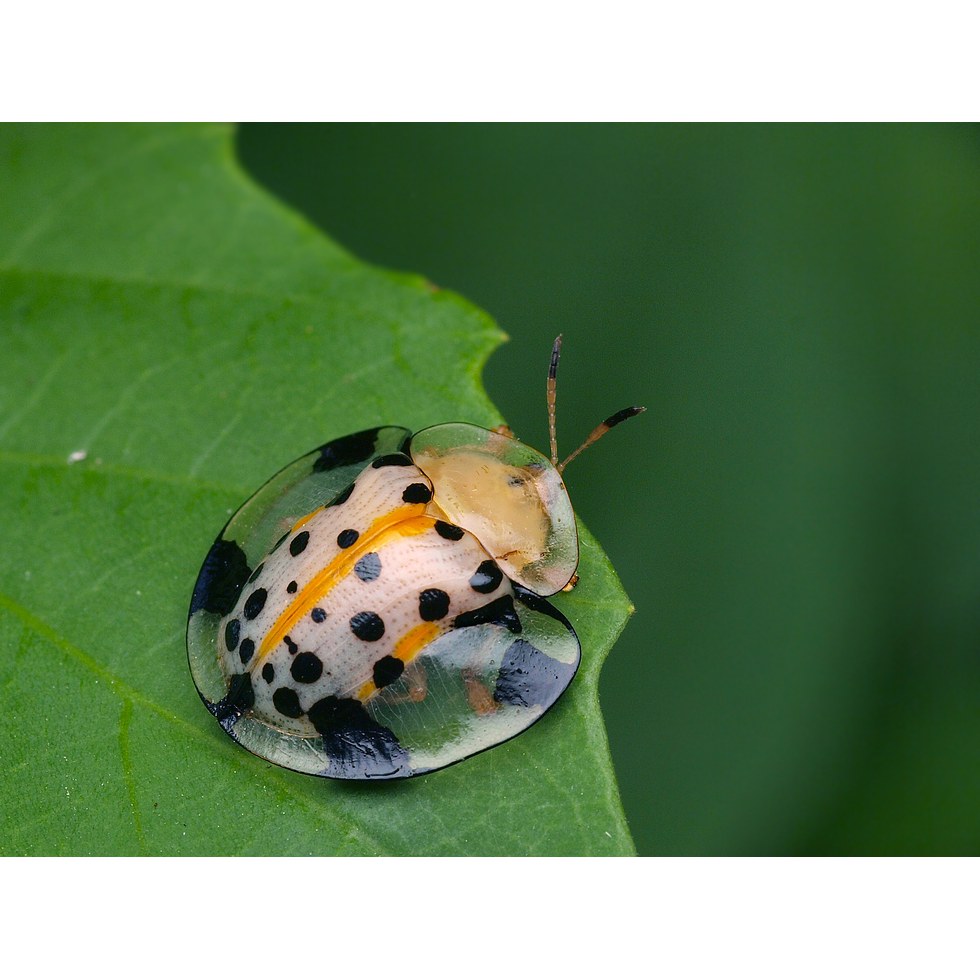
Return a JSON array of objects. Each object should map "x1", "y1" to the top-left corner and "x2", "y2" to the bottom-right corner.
[
  {"x1": 331, "y1": 482, "x2": 355, "y2": 506},
  {"x1": 213, "y1": 672, "x2": 255, "y2": 732},
  {"x1": 287, "y1": 580, "x2": 298, "y2": 594},
  {"x1": 435, "y1": 521, "x2": 464, "y2": 541},
  {"x1": 273, "y1": 687, "x2": 303, "y2": 719},
  {"x1": 402, "y1": 482, "x2": 432, "y2": 504},
  {"x1": 189, "y1": 538, "x2": 251, "y2": 617},
  {"x1": 350, "y1": 611, "x2": 385, "y2": 641},
  {"x1": 307, "y1": 696, "x2": 410, "y2": 779},
  {"x1": 289, "y1": 531, "x2": 310, "y2": 556},
  {"x1": 313, "y1": 429, "x2": 381, "y2": 473},
  {"x1": 224, "y1": 618, "x2": 241, "y2": 652},
  {"x1": 418, "y1": 588, "x2": 450, "y2": 621},
  {"x1": 493, "y1": 638, "x2": 576, "y2": 709},
  {"x1": 284, "y1": 635, "x2": 298, "y2": 655},
  {"x1": 511, "y1": 582, "x2": 578, "y2": 634},
  {"x1": 453, "y1": 594, "x2": 521, "y2": 634},
  {"x1": 470, "y1": 560, "x2": 503, "y2": 594},
  {"x1": 247, "y1": 563, "x2": 265, "y2": 584},
  {"x1": 262, "y1": 663, "x2": 275, "y2": 684},
  {"x1": 228, "y1": 672, "x2": 255, "y2": 711},
  {"x1": 239, "y1": 638, "x2": 255, "y2": 665},
  {"x1": 354, "y1": 552, "x2": 381, "y2": 582},
  {"x1": 243, "y1": 588, "x2": 267, "y2": 620},
  {"x1": 372, "y1": 655, "x2": 405, "y2": 689},
  {"x1": 308, "y1": 694, "x2": 366, "y2": 732},
  {"x1": 311, "y1": 607, "x2": 327, "y2": 623},
  {"x1": 371, "y1": 453, "x2": 413, "y2": 468},
  {"x1": 337, "y1": 528, "x2": 359, "y2": 548},
  {"x1": 291, "y1": 652, "x2": 324, "y2": 684}
]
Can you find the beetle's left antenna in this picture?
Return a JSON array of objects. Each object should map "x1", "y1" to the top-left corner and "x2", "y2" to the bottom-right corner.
[{"x1": 547, "y1": 334, "x2": 562, "y2": 467}]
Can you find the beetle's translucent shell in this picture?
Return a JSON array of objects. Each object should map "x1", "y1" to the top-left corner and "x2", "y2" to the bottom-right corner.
[{"x1": 187, "y1": 425, "x2": 581, "y2": 780}]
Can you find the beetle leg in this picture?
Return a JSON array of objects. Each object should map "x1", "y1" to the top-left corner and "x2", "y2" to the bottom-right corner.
[
  {"x1": 404, "y1": 660, "x2": 428, "y2": 702},
  {"x1": 384, "y1": 659, "x2": 427, "y2": 704},
  {"x1": 463, "y1": 668, "x2": 498, "y2": 715}
]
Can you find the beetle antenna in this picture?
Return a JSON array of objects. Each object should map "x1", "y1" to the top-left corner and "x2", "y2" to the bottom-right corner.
[
  {"x1": 558, "y1": 405, "x2": 646, "y2": 474},
  {"x1": 547, "y1": 334, "x2": 562, "y2": 467}
]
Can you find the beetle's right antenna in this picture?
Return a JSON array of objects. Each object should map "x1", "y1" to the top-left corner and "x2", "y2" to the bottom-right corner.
[
  {"x1": 558, "y1": 405, "x2": 646, "y2": 474},
  {"x1": 547, "y1": 334, "x2": 563, "y2": 467}
]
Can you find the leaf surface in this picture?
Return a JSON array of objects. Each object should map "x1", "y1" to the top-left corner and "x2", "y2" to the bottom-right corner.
[{"x1": 0, "y1": 123, "x2": 635, "y2": 855}]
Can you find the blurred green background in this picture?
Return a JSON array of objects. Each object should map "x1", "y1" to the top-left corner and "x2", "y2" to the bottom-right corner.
[{"x1": 237, "y1": 124, "x2": 979, "y2": 855}]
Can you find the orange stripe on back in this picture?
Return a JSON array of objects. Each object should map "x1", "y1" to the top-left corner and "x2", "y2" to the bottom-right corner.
[
  {"x1": 257, "y1": 504, "x2": 431, "y2": 661},
  {"x1": 357, "y1": 621, "x2": 443, "y2": 701}
]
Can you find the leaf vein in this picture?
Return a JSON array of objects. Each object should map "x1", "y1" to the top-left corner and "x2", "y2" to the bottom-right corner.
[
  {"x1": 0, "y1": 261, "x2": 367, "y2": 308},
  {"x1": 118, "y1": 700, "x2": 148, "y2": 855},
  {"x1": 0, "y1": 449, "x2": 246, "y2": 498},
  {"x1": 0, "y1": 590, "x2": 392, "y2": 855},
  {"x1": 0, "y1": 347, "x2": 71, "y2": 442},
  {"x1": 186, "y1": 410, "x2": 244, "y2": 479}
]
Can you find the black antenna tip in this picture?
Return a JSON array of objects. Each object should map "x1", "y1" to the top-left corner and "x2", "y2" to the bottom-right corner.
[
  {"x1": 549, "y1": 335, "x2": 563, "y2": 380},
  {"x1": 603, "y1": 406, "x2": 646, "y2": 429}
]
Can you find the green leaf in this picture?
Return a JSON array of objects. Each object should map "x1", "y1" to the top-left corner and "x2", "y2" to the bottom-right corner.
[{"x1": 0, "y1": 123, "x2": 635, "y2": 855}]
